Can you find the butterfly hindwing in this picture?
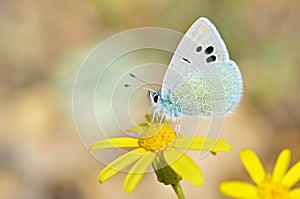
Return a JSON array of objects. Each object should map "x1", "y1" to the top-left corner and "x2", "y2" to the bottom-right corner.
[{"x1": 170, "y1": 61, "x2": 243, "y2": 118}]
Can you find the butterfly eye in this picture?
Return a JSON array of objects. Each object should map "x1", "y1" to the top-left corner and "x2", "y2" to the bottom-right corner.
[
  {"x1": 149, "y1": 91, "x2": 160, "y2": 104},
  {"x1": 195, "y1": 46, "x2": 202, "y2": 53},
  {"x1": 206, "y1": 55, "x2": 216, "y2": 63},
  {"x1": 153, "y1": 94, "x2": 159, "y2": 103},
  {"x1": 205, "y1": 46, "x2": 214, "y2": 54}
]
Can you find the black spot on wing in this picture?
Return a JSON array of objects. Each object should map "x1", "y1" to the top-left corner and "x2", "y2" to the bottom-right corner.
[
  {"x1": 205, "y1": 46, "x2": 214, "y2": 54},
  {"x1": 195, "y1": 46, "x2": 202, "y2": 53},
  {"x1": 206, "y1": 55, "x2": 216, "y2": 63},
  {"x1": 182, "y1": 57, "x2": 191, "y2": 64}
]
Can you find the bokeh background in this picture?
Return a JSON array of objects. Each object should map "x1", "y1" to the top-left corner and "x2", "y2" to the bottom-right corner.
[{"x1": 1, "y1": 0, "x2": 300, "y2": 198}]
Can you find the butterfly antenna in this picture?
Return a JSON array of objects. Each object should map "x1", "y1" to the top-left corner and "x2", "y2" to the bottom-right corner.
[
  {"x1": 129, "y1": 73, "x2": 146, "y2": 83},
  {"x1": 124, "y1": 83, "x2": 156, "y2": 93},
  {"x1": 124, "y1": 73, "x2": 157, "y2": 92}
]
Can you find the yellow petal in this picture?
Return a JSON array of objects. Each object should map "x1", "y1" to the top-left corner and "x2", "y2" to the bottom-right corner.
[
  {"x1": 219, "y1": 181, "x2": 258, "y2": 198},
  {"x1": 240, "y1": 149, "x2": 266, "y2": 185},
  {"x1": 164, "y1": 148, "x2": 203, "y2": 186},
  {"x1": 89, "y1": 138, "x2": 139, "y2": 150},
  {"x1": 174, "y1": 137, "x2": 231, "y2": 152},
  {"x1": 289, "y1": 188, "x2": 300, "y2": 199},
  {"x1": 123, "y1": 153, "x2": 156, "y2": 193},
  {"x1": 98, "y1": 148, "x2": 148, "y2": 183},
  {"x1": 127, "y1": 124, "x2": 148, "y2": 134},
  {"x1": 282, "y1": 160, "x2": 300, "y2": 187},
  {"x1": 144, "y1": 114, "x2": 151, "y2": 123},
  {"x1": 272, "y1": 149, "x2": 291, "y2": 183}
]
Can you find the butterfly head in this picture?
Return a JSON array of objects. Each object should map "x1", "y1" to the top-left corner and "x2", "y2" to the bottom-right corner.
[{"x1": 148, "y1": 90, "x2": 161, "y2": 105}]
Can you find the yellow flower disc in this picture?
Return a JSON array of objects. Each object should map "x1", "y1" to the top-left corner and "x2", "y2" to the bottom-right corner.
[
  {"x1": 258, "y1": 174, "x2": 290, "y2": 199},
  {"x1": 138, "y1": 123, "x2": 175, "y2": 152}
]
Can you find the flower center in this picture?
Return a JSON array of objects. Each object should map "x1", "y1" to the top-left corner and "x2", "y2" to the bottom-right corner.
[
  {"x1": 258, "y1": 174, "x2": 290, "y2": 199},
  {"x1": 138, "y1": 123, "x2": 176, "y2": 152}
]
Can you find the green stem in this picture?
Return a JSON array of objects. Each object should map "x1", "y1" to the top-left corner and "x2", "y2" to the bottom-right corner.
[
  {"x1": 172, "y1": 183, "x2": 185, "y2": 199},
  {"x1": 152, "y1": 152, "x2": 186, "y2": 199}
]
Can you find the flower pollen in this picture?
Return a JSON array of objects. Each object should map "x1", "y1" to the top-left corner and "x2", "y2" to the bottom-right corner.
[
  {"x1": 258, "y1": 174, "x2": 290, "y2": 199},
  {"x1": 138, "y1": 122, "x2": 176, "y2": 152}
]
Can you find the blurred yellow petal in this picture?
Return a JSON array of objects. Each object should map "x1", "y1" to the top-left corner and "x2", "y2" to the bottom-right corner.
[
  {"x1": 127, "y1": 124, "x2": 148, "y2": 134},
  {"x1": 89, "y1": 138, "x2": 139, "y2": 150},
  {"x1": 272, "y1": 149, "x2": 291, "y2": 183},
  {"x1": 174, "y1": 137, "x2": 231, "y2": 152},
  {"x1": 220, "y1": 149, "x2": 300, "y2": 199},
  {"x1": 240, "y1": 149, "x2": 266, "y2": 185},
  {"x1": 123, "y1": 153, "x2": 156, "y2": 193},
  {"x1": 98, "y1": 148, "x2": 148, "y2": 183},
  {"x1": 144, "y1": 114, "x2": 151, "y2": 123},
  {"x1": 164, "y1": 148, "x2": 203, "y2": 186},
  {"x1": 282, "y1": 160, "x2": 300, "y2": 187},
  {"x1": 219, "y1": 181, "x2": 258, "y2": 198},
  {"x1": 289, "y1": 188, "x2": 300, "y2": 199}
]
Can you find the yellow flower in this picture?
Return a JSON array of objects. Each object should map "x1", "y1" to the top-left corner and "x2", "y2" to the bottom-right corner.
[
  {"x1": 89, "y1": 115, "x2": 231, "y2": 193},
  {"x1": 220, "y1": 148, "x2": 300, "y2": 199}
]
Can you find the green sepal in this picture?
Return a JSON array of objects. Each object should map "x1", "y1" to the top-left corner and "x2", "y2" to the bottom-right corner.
[{"x1": 152, "y1": 152, "x2": 182, "y2": 185}]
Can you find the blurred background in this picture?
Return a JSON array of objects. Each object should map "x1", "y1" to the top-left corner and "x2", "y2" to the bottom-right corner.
[{"x1": 1, "y1": 0, "x2": 300, "y2": 198}]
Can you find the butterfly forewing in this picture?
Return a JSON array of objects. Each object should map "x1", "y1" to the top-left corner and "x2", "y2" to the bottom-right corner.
[
  {"x1": 161, "y1": 17, "x2": 229, "y2": 98},
  {"x1": 159, "y1": 17, "x2": 242, "y2": 118}
]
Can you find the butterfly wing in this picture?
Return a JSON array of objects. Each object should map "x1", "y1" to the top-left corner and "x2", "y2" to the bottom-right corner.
[
  {"x1": 169, "y1": 60, "x2": 243, "y2": 118},
  {"x1": 161, "y1": 17, "x2": 229, "y2": 98},
  {"x1": 161, "y1": 17, "x2": 243, "y2": 118}
]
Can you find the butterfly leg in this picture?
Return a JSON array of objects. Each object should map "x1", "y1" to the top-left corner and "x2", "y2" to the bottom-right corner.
[
  {"x1": 174, "y1": 117, "x2": 182, "y2": 133},
  {"x1": 151, "y1": 108, "x2": 158, "y2": 123},
  {"x1": 152, "y1": 107, "x2": 165, "y2": 123},
  {"x1": 159, "y1": 110, "x2": 166, "y2": 124}
]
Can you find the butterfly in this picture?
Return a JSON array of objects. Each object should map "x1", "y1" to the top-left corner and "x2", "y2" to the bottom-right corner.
[{"x1": 148, "y1": 17, "x2": 243, "y2": 123}]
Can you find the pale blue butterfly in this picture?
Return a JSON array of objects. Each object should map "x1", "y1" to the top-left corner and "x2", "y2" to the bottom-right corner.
[{"x1": 148, "y1": 17, "x2": 243, "y2": 122}]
